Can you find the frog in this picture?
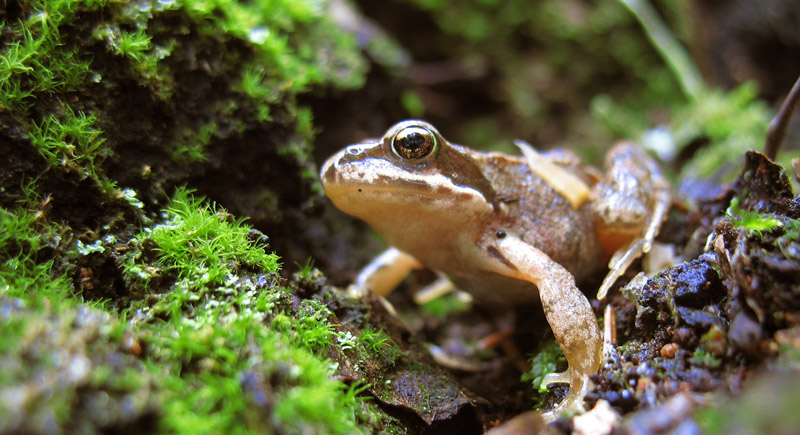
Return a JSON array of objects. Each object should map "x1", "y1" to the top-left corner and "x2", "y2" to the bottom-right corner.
[{"x1": 319, "y1": 120, "x2": 670, "y2": 418}]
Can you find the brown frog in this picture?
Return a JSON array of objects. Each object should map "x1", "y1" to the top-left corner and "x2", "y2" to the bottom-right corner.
[{"x1": 320, "y1": 120, "x2": 669, "y2": 418}]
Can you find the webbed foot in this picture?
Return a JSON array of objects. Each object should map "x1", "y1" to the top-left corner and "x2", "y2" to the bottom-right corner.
[{"x1": 540, "y1": 367, "x2": 593, "y2": 421}]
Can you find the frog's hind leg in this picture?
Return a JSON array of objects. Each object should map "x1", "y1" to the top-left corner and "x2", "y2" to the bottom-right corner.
[
  {"x1": 490, "y1": 232, "x2": 602, "y2": 419},
  {"x1": 592, "y1": 142, "x2": 670, "y2": 300}
]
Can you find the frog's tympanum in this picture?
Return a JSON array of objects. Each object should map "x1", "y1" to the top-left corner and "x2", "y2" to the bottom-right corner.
[{"x1": 320, "y1": 120, "x2": 669, "y2": 418}]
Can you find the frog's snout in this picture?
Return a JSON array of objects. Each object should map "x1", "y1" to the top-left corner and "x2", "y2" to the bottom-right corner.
[
  {"x1": 320, "y1": 142, "x2": 383, "y2": 189},
  {"x1": 320, "y1": 151, "x2": 343, "y2": 189}
]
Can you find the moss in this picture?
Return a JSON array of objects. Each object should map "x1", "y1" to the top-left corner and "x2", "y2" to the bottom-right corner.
[
  {"x1": 2, "y1": 182, "x2": 379, "y2": 432},
  {"x1": 141, "y1": 304, "x2": 367, "y2": 434},
  {"x1": 181, "y1": 0, "x2": 367, "y2": 129},
  {"x1": 689, "y1": 348, "x2": 722, "y2": 369},
  {"x1": 521, "y1": 340, "x2": 566, "y2": 407},
  {"x1": 0, "y1": 0, "x2": 101, "y2": 113},
  {"x1": 725, "y1": 197, "x2": 783, "y2": 236},
  {"x1": 125, "y1": 187, "x2": 279, "y2": 287},
  {"x1": 116, "y1": 189, "x2": 372, "y2": 433},
  {"x1": 27, "y1": 105, "x2": 109, "y2": 177},
  {"x1": 0, "y1": 205, "x2": 71, "y2": 303},
  {"x1": 669, "y1": 83, "x2": 771, "y2": 179},
  {"x1": 358, "y1": 326, "x2": 402, "y2": 361},
  {"x1": 776, "y1": 219, "x2": 800, "y2": 262},
  {"x1": 2, "y1": 0, "x2": 368, "y2": 181},
  {"x1": 1, "y1": 0, "x2": 381, "y2": 430}
]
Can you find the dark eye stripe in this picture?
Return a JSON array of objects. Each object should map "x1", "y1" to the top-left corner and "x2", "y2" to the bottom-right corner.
[{"x1": 438, "y1": 144, "x2": 497, "y2": 206}]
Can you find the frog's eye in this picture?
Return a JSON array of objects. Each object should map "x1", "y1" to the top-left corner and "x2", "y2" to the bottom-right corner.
[{"x1": 392, "y1": 126, "x2": 437, "y2": 159}]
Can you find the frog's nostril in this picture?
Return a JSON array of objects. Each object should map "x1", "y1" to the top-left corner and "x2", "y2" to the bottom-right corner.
[{"x1": 346, "y1": 145, "x2": 364, "y2": 155}]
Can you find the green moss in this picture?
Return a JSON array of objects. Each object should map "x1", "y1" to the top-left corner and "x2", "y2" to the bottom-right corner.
[
  {"x1": 670, "y1": 83, "x2": 771, "y2": 179},
  {"x1": 0, "y1": 205, "x2": 71, "y2": 303},
  {"x1": 3, "y1": 0, "x2": 369, "y2": 178},
  {"x1": 123, "y1": 187, "x2": 279, "y2": 289},
  {"x1": 143, "y1": 307, "x2": 366, "y2": 434},
  {"x1": 0, "y1": 296, "x2": 155, "y2": 433},
  {"x1": 776, "y1": 219, "x2": 800, "y2": 260},
  {"x1": 0, "y1": 0, "x2": 102, "y2": 112},
  {"x1": 726, "y1": 197, "x2": 783, "y2": 236},
  {"x1": 358, "y1": 326, "x2": 401, "y2": 358},
  {"x1": 115, "y1": 189, "x2": 371, "y2": 433},
  {"x1": 521, "y1": 340, "x2": 565, "y2": 408},
  {"x1": 184, "y1": 0, "x2": 367, "y2": 119},
  {"x1": 288, "y1": 299, "x2": 339, "y2": 351},
  {"x1": 96, "y1": 24, "x2": 152, "y2": 62},
  {"x1": 171, "y1": 121, "x2": 218, "y2": 164},
  {"x1": 27, "y1": 105, "x2": 108, "y2": 177},
  {"x1": 690, "y1": 348, "x2": 722, "y2": 369}
]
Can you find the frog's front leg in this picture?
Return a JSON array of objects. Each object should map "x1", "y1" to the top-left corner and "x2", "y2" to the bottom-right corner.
[
  {"x1": 355, "y1": 247, "x2": 463, "y2": 307},
  {"x1": 492, "y1": 232, "x2": 602, "y2": 419},
  {"x1": 353, "y1": 247, "x2": 423, "y2": 296},
  {"x1": 592, "y1": 142, "x2": 670, "y2": 299}
]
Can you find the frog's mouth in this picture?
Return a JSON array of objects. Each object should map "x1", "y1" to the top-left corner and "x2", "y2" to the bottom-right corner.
[{"x1": 323, "y1": 156, "x2": 492, "y2": 224}]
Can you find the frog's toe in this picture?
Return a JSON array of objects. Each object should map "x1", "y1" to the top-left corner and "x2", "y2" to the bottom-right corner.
[
  {"x1": 541, "y1": 367, "x2": 592, "y2": 421},
  {"x1": 596, "y1": 238, "x2": 645, "y2": 300},
  {"x1": 540, "y1": 370, "x2": 570, "y2": 389}
]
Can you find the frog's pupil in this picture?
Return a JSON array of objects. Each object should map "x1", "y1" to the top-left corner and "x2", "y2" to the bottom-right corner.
[
  {"x1": 402, "y1": 133, "x2": 425, "y2": 151},
  {"x1": 393, "y1": 127, "x2": 435, "y2": 159}
]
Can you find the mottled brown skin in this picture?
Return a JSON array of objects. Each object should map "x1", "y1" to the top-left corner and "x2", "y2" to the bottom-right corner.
[
  {"x1": 465, "y1": 152, "x2": 602, "y2": 300},
  {"x1": 321, "y1": 120, "x2": 667, "y2": 418}
]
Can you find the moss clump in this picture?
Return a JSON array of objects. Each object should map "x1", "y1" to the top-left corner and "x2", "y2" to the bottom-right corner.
[
  {"x1": 139, "y1": 298, "x2": 367, "y2": 434},
  {"x1": 725, "y1": 197, "x2": 783, "y2": 236},
  {"x1": 522, "y1": 340, "x2": 565, "y2": 398},
  {"x1": 1, "y1": 0, "x2": 381, "y2": 430},
  {"x1": 123, "y1": 188, "x2": 279, "y2": 289},
  {"x1": 2, "y1": 183, "x2": 381, "y2": 432},
  {"x1": 1, "y1": 0, "x2": 367, "y2": 182},
  {"x1": 118, "y1": 189, "x2": 370, "y2": 433},
  {"x1": 27, "y1": 105, "x2": 109, "y2": 178},
  {"x1": 0, "y1": 203, "x2": 70, "y2": 302},
  {"x1": 0, "y1": 0, "x2": 100, "y2": 113},
  {"x1": 358, "y1": 326, "x2": 402, "y2": 359}
]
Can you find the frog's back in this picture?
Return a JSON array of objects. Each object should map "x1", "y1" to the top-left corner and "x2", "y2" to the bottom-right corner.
[{"x1": 477, "y1": 152, "x2": 602, "y2": 283}]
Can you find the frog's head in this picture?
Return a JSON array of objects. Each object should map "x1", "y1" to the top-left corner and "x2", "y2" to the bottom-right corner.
[{"x1": 320, "y1": 120, "x2": 496, "y2": 242}]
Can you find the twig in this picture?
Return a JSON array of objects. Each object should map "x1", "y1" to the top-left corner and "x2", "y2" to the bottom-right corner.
[{"x1": 765, "y1": 75, "x2": 800, "y2": 160}]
